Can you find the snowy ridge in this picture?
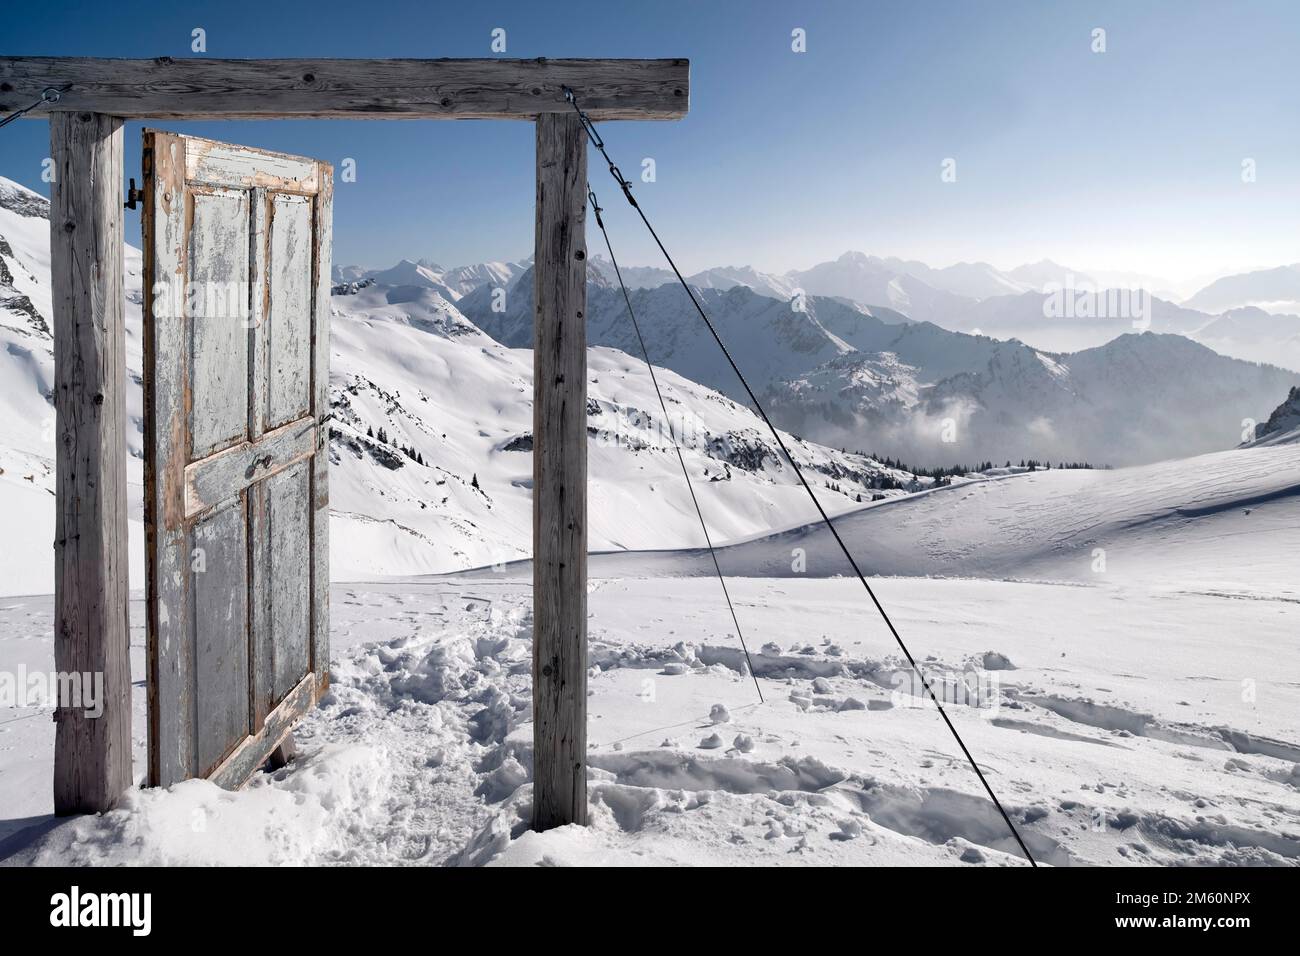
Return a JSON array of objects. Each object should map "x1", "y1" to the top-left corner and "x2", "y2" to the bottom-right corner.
[
  {"x1": 1184, "y1": 263, "x2": 1300, "y2": 315},
  {"x1": 1246, "y1": 386, "x2": 1300, "y2": 446},
  {"x1": 458, "y1": 268, "x2": 1300, "y2": 467},
  {"x1": 324, "y1": 294, "x2": 917, "y2": 580},
  {"x1": 588, "y1": 440, "x2": 1300, "y2": 594}
]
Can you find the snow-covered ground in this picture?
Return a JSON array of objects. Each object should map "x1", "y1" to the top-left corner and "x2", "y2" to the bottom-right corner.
[{"x1": 3, "y1": 445, "x2": 1298, "y2": 866}]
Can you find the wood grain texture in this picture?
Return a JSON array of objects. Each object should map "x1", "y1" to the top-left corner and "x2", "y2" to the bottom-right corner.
[
  {"x1": 268, "y1": 461, "x2": 311, "y2": 701},
  {"x1": 532, "y1": 112, "x2": 589, "y2": 831},
  {"x1": 0, "y1": 57, "x2": 689, "y2": 121},
  {"x1": 268, "y1": 192, "x2": 312, "y2": 428},
  {"x1": 143, "y1": 129, "x2": 194, "y2": 788},
  {"x1": 192, "y1": 498, "x2": 250, "y2": 776},
  {"x1": 310, "y1": 163, "x2": 332, "y2": 695},
  {"x1": 50, "y1": 112, "x2": 132, "y2": 815},
  {"x1": 187, "y1": 186, "x2": 250, "y2": 457}
]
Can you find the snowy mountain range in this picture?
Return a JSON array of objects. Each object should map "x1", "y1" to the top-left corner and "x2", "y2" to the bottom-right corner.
[
  {"x1": 5, "y1": 168, "x2": 1299, "y2": 585},
  {"x1": 371, "y1": 246, "x2": 1300, "y2": 372},
  {"x1": 458, "y1": 266, "x2": 1299, "y2": 467},
  {"x1": 1184, "y1": 263, "x2": 1300, "y2": 315},
  {"x1": 335, "y1": 257, "x2": 532, "y2": 301}
]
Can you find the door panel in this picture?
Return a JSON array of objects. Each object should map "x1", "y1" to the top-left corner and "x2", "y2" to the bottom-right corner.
[
  {"x1": 192, "y1": 499, "x2": 250, "y2": 776},
  {"x1": 269, "y1": 192, "x2": 314, "y2": 429},
  {"x1": 189, "y1": 187, "x2": 252, "y2": 458},
  {"x1": 268, "y1": 461, "x2": 312, "y2": 701},
  {"x1": 143, "y1": 130, "x2": 332, "y2": 789}
]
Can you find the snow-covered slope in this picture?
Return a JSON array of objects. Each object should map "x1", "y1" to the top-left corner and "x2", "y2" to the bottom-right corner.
[
  {"x1": 590, "y1": 440, "x2": 1300, "y2": 596},
  {"x1": 458, "y1": 265, "x2": 902, "y2": 396},
  {"x1": 333, "y1": 257, "x2": 530, "y2": 301},
  {"x1": 324, "y1": 291, "x2": 915, "y2": 580},
  {"x1": 0, "y1": 179, "x2": 148, "y2": 596},
  {"x1": 0, "y1": 175, "x2": 914, "y2": 595},
  {"x1": 13, "y1": 435, "x2": 1296, "y2": 865}
]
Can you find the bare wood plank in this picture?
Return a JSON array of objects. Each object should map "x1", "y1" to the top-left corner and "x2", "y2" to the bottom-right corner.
[
  {"x1": 268, "y1": 192, "x2": 313, "y2": 428},
  {"x1": 532, "y1": 111, "x2": 588, "y2": 831},
  {"x1": 144, "y1": 129, "x2": 195, "y2": 788},
  {"x1": 208, "y1": 671, "x2": 318, "y2": 790},
  {"x1": 268, "y1": 461, "x2": 311, "y2": 700},
  {"x1": 310, "y1": 164, "x2": 333, "y2": 694},
  {"x1": 50, "y1": 112, "x2": 132, "y2": 815},
  {"x1": 184, "y1": 414, "x2": 316, "y2": 517},
  {"x1": 187, "y1": 186, "x2": 251, "y2": 457},
  {"x1": 0, "y1": 57, "x2": 689, "y2": 121},
  {"x1": 248, "y1": 187, "x2": 272, "y2": 727},
  {"x1": 192, "y1": 498, "x2": 250, "y2": 777},
  {"x1": 188, "y1": 139, "x2": 319, "y2": 191}
]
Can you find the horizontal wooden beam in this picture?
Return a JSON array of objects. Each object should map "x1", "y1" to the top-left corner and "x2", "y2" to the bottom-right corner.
[{"x1": 0, "y1": 57, "x2": 689, "y2": 121}]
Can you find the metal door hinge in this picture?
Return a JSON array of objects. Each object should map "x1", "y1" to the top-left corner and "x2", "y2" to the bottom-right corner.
[{"x1": 124, "y1": 178, "x2": 143, "y2": 210}]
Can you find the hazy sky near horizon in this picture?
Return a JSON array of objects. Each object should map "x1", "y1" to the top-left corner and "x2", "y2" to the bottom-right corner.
[{"x1": 3, "y1": 0, "x2": 1299, "y2": 285}]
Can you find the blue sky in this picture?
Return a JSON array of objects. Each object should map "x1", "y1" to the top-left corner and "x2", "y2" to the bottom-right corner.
[{"x1": 4, "y1": 0, "x2": 1299, "y2": 282}]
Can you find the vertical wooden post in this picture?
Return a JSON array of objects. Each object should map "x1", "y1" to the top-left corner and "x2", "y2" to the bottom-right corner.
[
  {"x1": 532, "y1": 111, "x2": 588, "y2": 830},
  {"x1": 49, "y1": 112, "x2": 132, "y2": 814}
]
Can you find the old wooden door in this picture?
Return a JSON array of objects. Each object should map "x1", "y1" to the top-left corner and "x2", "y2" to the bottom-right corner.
[{"x1": 142, "y1": 131, "x2": 332, "y2": 789}]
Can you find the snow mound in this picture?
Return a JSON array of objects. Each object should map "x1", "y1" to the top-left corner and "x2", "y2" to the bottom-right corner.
[{"x1": 17, "y1": 744, "x2": 391, "y2": 866}]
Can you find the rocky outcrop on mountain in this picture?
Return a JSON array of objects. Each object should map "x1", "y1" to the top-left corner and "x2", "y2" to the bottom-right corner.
[{"x1": 1246, "y1": 387, "x2": 1300, "y2": 446}]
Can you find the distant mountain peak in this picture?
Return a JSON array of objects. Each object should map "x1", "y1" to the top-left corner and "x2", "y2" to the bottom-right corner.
[
  {"x1": 1247, "y1": 386, "x2": 1300, "y2": 446},
  {"x1": 0, "y1": 176, "x2": 49, "y2": 219}
]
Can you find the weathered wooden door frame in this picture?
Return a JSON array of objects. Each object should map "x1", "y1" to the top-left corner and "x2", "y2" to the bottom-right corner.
[
  {"x1": 141, "y1": 131, "x2": 333, "y2": 790},
  {"x1": 0, "y1": 56, "x2": 689, "y2": 825}
]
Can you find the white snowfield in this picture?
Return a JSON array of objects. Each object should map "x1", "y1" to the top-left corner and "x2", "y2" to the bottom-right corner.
[
  {"x1": 3, "y1": 444, "x2": 1298, "y2": 866},
  {"x1": 588, "y1": 441, "x2": 1300, "y2": 595}
]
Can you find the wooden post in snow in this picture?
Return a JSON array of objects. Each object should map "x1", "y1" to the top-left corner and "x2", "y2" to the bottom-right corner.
[
  {"x1": 49, "y1": 112, "x2": 132, "y2": 814},
  {"x1": 532, "y1": 111, "x2": 588, "y2": 830}
]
